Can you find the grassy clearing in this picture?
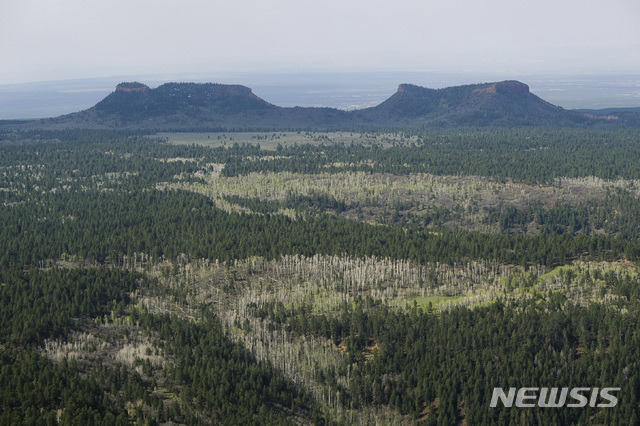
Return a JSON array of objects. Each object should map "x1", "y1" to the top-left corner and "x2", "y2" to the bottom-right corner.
[
  {"x1": 538, "y1": 264, "x2": 575, "y2": 281},
  {"x1": 405, "y1": 295, "x2": 463, "y2": 310}
]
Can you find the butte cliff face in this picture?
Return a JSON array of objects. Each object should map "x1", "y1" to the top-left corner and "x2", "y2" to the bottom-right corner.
[
  {"x1": 92, "y1": 82, "x2": 153, "y2": 118},
  {"x1": 114, "y1": 82, "x2": 151, "y2": 93},
  {"x1": 474, "y1": 80, "x2": 530, "y2": 94}
]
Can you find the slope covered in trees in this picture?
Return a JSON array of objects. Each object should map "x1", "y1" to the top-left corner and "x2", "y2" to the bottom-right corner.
[{"x1": 1, "y1": 128, "x2": 639, "y2": 423}]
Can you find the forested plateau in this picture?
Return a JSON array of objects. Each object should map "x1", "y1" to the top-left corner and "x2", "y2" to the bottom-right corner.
[{"x1": 1, "y1": 128, "x2": 640, "y2": 424}]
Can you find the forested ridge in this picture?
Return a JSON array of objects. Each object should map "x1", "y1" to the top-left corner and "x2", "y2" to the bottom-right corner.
[
  {"x1": 1, "y1": 128, "x2": 640, "y2": 424},
  {"x1": 0, "y1": 268, "x2": 308, "y2": 424},
  {"x1": 257, "y1": 297, "x2": 640, "y2": 424},
  {"x1": 221, "y1": 128, "x2": 640, "y2": 184}
]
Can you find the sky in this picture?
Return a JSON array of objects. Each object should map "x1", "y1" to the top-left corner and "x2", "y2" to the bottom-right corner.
[{"x1": 1, "y1": 0, "x2": 639, "y2": 85}]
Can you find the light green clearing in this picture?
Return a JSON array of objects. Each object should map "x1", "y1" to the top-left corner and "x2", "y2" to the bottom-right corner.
[
  {"x1": 538, "y1": 264, "x2": 574, "y2": 281},
  {"x1": 406, "y1": 295, "x2": 463, "y2": 309}
]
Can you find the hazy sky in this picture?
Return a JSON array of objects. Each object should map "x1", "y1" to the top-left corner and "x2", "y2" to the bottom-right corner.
[{"x1": 1, "y1": 0, "x2": 639, "y2": 84}]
